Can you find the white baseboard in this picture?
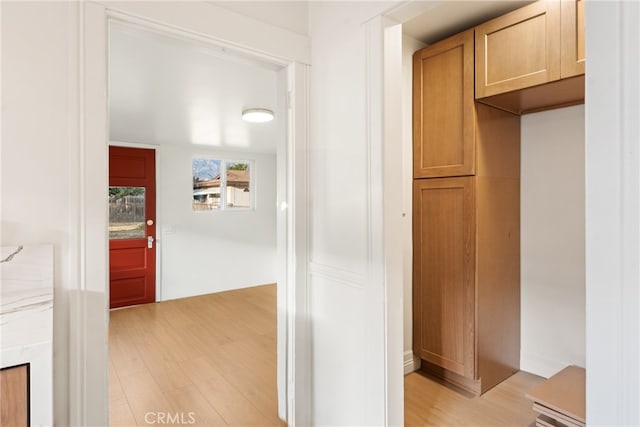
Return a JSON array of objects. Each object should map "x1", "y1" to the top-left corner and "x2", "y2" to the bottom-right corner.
[{"x1": 403, "y1": 350, "x2": 420, "y2": 375}]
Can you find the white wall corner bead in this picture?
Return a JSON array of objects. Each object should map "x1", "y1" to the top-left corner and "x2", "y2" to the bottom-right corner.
[{"x1": 0, "y1": 245, "x2": 54, "y2": 426}]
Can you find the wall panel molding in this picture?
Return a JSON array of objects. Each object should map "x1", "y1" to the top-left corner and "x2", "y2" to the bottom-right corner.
[{"x1": 308, "y1": 262, "x2": 365, "y2": 289}]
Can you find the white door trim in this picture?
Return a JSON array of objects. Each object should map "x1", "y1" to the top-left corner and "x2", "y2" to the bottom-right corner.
[
  {"x1": 363, "y1": 14, "x2": 405, "y2": 426},
  {"x1": 286, "y1": 61, "x2": 312, "y2": 426},
  {"x1": 77, "y1": 3, "x2": 310, "y2": 425},
  {"x1": 584, "y1": 1, "x2": 640, "y2": 424}
]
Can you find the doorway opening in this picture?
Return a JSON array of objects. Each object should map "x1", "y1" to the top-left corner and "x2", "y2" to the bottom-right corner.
[
  {"x1": 106, "y1": 17, "x2": 290, "y2": 425},
  {"x1": 77, "y1": 2, "x2": 310, "y2": 424},
  {"x1": 374, "y1": 0, "x2": 587, "y2": 424}
]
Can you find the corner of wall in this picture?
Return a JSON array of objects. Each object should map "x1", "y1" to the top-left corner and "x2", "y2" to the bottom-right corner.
[
  {"x1": 403, "y1": 350, "x2": 420, "y2": 375},
  {"x1": 520, "y1": 352, "x2": 577, "y2": 379}
]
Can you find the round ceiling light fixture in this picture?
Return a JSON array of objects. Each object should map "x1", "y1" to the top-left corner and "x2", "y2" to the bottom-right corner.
[{"x1": 242, "y1": 108, "x2": 274, "y2": 123}]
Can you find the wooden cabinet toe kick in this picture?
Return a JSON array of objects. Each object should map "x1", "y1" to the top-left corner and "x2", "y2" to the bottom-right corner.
[{"x1": 419, "y1": 359, "x2": 481, "y2": 396}]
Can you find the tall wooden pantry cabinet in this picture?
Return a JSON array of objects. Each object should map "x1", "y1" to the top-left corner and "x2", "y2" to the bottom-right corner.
[
  {"x1": 412, "y1": 0, "x2": 584, "y2": 395},
  {"x1": 413, "y1": 29, "x2": 521, "y2": 395}
]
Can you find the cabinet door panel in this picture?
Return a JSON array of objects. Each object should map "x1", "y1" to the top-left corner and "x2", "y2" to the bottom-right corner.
[
  {"x1": 413, "y1": 30, "x2": 475, "y2": 178},
  {"x1": 1, "y1": 365, "x2": 29, "y2": 427},
  {"x1": 413, "y1": 177, "x2": 475, "y2": 378},
  {"x1": 561, "y1": 0, "x2": 585, "y2": 77},
  {"x1": 476, "y1": 0, "x2": 561, "y2": 98}
]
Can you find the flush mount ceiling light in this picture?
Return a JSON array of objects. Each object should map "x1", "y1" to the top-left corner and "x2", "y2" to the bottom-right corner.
[{"x1": 242, "y1": 108, "x2": 274, "y2": 123}]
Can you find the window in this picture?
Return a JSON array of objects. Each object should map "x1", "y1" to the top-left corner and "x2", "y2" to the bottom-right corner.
[
  {"x1": 109, "y1": 187, "x2": 146, "y2": 239},
  {"x1": 192, "y1": 158, "x2": 253, "y2": 211}
]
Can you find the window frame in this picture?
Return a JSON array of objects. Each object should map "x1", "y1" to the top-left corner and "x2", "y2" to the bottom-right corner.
[{"x1": 192, "y1": 156, "x2": 255, "y2": 212}]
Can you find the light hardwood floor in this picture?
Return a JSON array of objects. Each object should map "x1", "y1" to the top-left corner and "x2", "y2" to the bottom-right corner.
[
  {"x1": 109, "y1": 284, "x2": 284, "y2": 427},
  {"x1": 405, "y1": 369, "x2": 544, "y2": 426},
  {"x1": 110, "y1": 284, "x2": 543, "y2": 426}
]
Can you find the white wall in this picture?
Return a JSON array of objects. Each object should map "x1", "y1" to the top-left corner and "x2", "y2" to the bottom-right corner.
[
  {"x1": 401, "y1": 34, "x2": 425, "y2": 373},
  {"x1": 213, "y1": 1, "x2": 308, "y2": 36},
  {"x1": 1, "y1": 3, "x2": 77, "y2": 424},
  {"x1": 307, "y1": 2, "x2": 397, "y2": 425},
  {"x1": 157, "y1": 144, "x2": 277, "y2": 300},
  {"x1": 520, "y1": 105, "x2": 586, "y2": 378}
]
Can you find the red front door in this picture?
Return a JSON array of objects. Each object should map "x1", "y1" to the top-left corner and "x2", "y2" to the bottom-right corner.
[{"x1": 108, "y1": 146, "x2": 156, "y2": 309}]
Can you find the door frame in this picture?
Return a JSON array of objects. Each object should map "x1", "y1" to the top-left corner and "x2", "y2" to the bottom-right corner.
[
  {"x1": 76, "y1": 2, "x2": 310, "y2": 426},
  {"x1": 366, "y1": 1, "x2": 640, "y2": 426}
]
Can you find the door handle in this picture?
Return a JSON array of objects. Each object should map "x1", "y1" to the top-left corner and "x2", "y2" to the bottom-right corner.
[{"x1": 147, "y1": 235, "x2": 155, "y2": 249}]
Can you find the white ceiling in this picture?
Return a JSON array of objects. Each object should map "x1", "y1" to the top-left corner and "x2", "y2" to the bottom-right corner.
[
  {"x1": 402, "y1": 1, "x2": 535, "y2": 44},
  {"x1": 109, "y1": 1, "x2": 533, "y2": 153},
  {"x1": 109, "y1": 22, "x2": 282, "y2": 153}
]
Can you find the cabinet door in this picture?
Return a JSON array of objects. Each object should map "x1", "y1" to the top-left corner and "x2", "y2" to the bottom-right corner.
[
  {"x1": 413, "y1": 177, "x2": 476, "y2": 379},
  {"x1": 475, "y1": 0, "x2": 561, "y2": 98},
  {"x1": 1, "y1": 365, "x2": 29, "y2": 427},
  {"x1": 560, "y1": 0, "x2": 585, "y2": 77},
  {"x1": 413, "y1": 30, "x2": 475, "y2": 178}
]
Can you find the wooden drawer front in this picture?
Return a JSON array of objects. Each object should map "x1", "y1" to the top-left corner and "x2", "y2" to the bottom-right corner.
[
  {"x1": 1, "y1": 364, "x2": 29, "y2": 427},
  {"x1": 561, "y1": 0, "x2": 585, "y2": 77},
  {"x1": 413, "y1": 30, "x2": 475, "y2": 178},
  {"x1": 413, "y1": 177, "x2": 476, "y2": 379},
  {"x1": 476, "y1": 0, "x2": 561, "y2": 98}
]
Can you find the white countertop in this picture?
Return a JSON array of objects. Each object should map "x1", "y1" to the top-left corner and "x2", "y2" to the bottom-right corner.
[
  {"x1": 1, "y1": 245, "x2": 54, "y2": 347},
  {"x1": 0, "y1": 244, "x2": 54, "y2": 426}
]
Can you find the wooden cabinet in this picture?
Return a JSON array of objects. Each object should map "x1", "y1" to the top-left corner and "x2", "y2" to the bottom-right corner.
[
  {"x1": 1, "y1": 365, "x2": 29, "y2": 427},
  {"x1": 475, "y1": 1, "x2": 561, "y2": 98},
  {"x1": 561, "y1": 0, "x2": 585, "y2": 77},
  {"x1": 475, "y1": 0, "x2": 585, "y2": 114},
  {"x1": 412, "y1": 0, "x2": 584, "y2": 395},
  {"x1": 413, "y1": 177, "x2": 476, "y2": 379},
  {"x1": 413, "y1": 30, "x2": 475, "y2": 178},
  {"x1": 413, "y1": 104, "x2": 521, "y2": 395}
]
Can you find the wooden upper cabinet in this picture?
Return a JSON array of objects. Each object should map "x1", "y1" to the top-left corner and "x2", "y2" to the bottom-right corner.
[
  {"x1": 475, "y1": 0, "x2": 561, "y2": 98},
  {"x1": 413, "y1": 177, "x2": 476, "y2": 379},
  {"x1": 561, "y1": 0, "x2": 585, "y2": 77},
  {"x1": 413, "y1": 30, "x2": 475, "y2": 178}
]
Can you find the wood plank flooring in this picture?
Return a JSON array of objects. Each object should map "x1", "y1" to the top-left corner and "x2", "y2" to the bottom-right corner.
[
  {"x1": 110, "y1": 283, "x2": 544, "y2": 426},
  {"x1": 109, "y1": 284, "x2": 284, "y2": 427},
  {"x1": 405, "y1": 369, "x2": 545, "y2": 426}
]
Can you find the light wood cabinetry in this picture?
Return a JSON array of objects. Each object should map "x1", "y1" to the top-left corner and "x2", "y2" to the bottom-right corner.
[
  {"x1": 413, "y1": 177, "x2": 476, "y2": 379},
  {"x1": 561, "y1": 0, "x2": 585, "y2": 77},
  {"x1": 412, "y1": 0, "x2": 584, "y2": 396},
  {"x1": 413, "y1": 103, "x2": 521, "y2": 395},
  {"x1": 476, "y1": 73, "x2": 584, "y2": 115},
  {"x1": 413, "y1": 30, "x2": 475, "y2": 178},
  {"x1": 1, "y1": 364, "x2": 29, "y2": 427},
  {"x1": 475, "y1": 1, "x2": 561, "y2": 98},
  {"x1": 475, "y1": 0, "x2": 585, "y2": 114},
  {"x1": 474, "y1": 104, "x2": 521, "y2": 393}
]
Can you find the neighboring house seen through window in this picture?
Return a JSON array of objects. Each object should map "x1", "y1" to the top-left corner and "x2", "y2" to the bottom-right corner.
[{"x1": 192, "y1": 158, "x2": 253, "y2": 211}]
